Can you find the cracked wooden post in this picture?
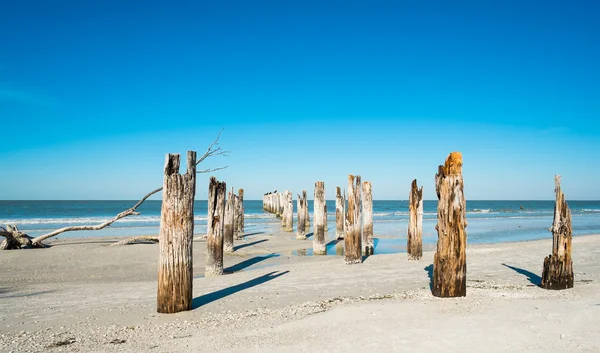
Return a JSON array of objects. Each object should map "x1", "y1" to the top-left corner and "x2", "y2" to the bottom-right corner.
[
  {"x1": 541, "y1": 176, "x2": 574, "y2": 290},
  {"x1": 407, "y1": 179, "x2": 424, "y2": 260},
  {"x1": 313, "y1": 181, "x2": 326, "y2": 255},
  {"x1": 362, "y1": 181, "x2": 373, "y2": 255},
  {"x1": 335, "y1": 187, "x2": 345, "y2": 240},
  {"x1": 297, "y1": 192, "x2": 307, "y2": 239},
  {"x1": 236, "y1": 188, "x2": 244, "y2": 238},
  {"x1": 157, "y1": 151, "x2": 196, "y2": 313},
  {"x1": 304, "y1": 190, "x2": 311, "y2": 231},
  {"x1": 224, "y1": 188, "x2": 235, "y2": 253},
  {"x1": 345, "y1": 174, "x2": 362, "y2": 264},
  {"x1": 275, "y1": 192, "x2": 282, "y2": 218},
  {"x1": 432, "y1": 152, "x2": 467, "y2": 297},
  {"x1": 282, "y1": 190, "x2": 293, "y2": 232},
  {"x1": 206, "y1": 177, "x2": 226, "y2": 277}
]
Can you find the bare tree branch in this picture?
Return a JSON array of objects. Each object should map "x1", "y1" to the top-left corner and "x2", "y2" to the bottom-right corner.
[
  {"x1": 110, "y1": 235, "x2": 159, "y2": 246},
  {"x1": 4, "y1": 130, "x2": 230, "y2": 249},
  {"x1": 31, "y1": 187, "x2": 164, "y2": 245},
  {"x1": 195, "y1": 129, "x2": 231, "y2": 166},
  {"x1": 197, "y1": 166, "x2": 229, "y2": 174}
]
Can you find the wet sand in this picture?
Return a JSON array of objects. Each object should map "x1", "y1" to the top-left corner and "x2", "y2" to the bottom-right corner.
[{"x1": 1, "y1": 231, "x2": 599, "y2": 352}]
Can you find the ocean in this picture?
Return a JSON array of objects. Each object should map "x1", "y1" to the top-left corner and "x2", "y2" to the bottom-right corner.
[{"x1": 1, "y1": 200, "x2": 600, "y2": 245}]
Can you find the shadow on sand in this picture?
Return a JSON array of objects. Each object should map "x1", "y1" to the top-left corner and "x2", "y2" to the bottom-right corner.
[
  {"x1": 502, "y1": 263, "x2": 541, "y2": 286},
  {"x1": 224, "y1": 254, "x2": 280, "y2": 273},
  {"x1": 424, "y1": 264, "x2": 433, "y2": 290},
  {"x1": 242, "y1": 232, "x2": 265, "y2": 237},
  {"x1": 305, "y1": 232, "x2": 314, "y2": 239},
  {"x1": 193, "y1": 270, "x2": 289, "y2": 309},
  {"x1": 233, "y1": 239, "x2": 268, "y2": 251}
]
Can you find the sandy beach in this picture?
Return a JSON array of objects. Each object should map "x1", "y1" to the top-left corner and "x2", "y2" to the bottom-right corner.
[{"x1": 0, "y1": 230, "x2": 598, "y2": 352}]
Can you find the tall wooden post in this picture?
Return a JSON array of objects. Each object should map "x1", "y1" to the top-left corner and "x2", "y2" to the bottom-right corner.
[
  {"x1": 541, "y1": 176, "x2": 574, "y2": 290},
  {"x1": 236, "y1": 188, "x2": 244, "y2": 238},
  {"x1": 157, "y1": 151, "x2": 196, "y2": 313},
  {"x1": 224, "y1": 188, "x2": 235, "y2": 253},
  {"x1": 282, "y1": 190, "x2": 294, "y2": 232},
  {"x1": 335, "y1": 187, "x2": 345, "y2": 240},
  {"x1": 407, "y1": 179, "x2": 424, "y2": 260},
  {"x1": 304, "y1": 190, "x2": 310, "y2": 230},
  {"x1": 345, "y1": 174, "x2": 362, "y2": 264},
  {"x1": 297, "y1": 192, "x2": 307, "y2": 239},
  {"x1": 313, "y1": 182, "x2": 326, "y2": 255},
  {"x1": 275, "y1": 193, "x2": 281, "y2": 218},
  {"x1": 362, "y1": 181, "x2": 373, "y2": 255},
  {"x1": 432, "y1": 152, "x2": 467, "y2": 297},
  {"x1": 206, "y1": 177, "x2": 226, "y2": 277}
]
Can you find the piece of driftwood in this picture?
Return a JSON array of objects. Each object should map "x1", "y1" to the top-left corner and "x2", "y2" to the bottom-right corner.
[
  {"x1": 432, "y1": 152, "x2": 467, "y2": 298},
  {"x1": 224, "y1": 188, "x2": 235, "y2": 253},
  {"x1": 362, "y1": 181, "x2": 373, "y2": 255},
  {"x1": 335, "y1": 187, "x2": 345, "y2": 240},
  {"x1": 0, "y1": 131, "x2": 228, "y2": 250},
  {"x1": 541, "y1": 176, "x2": 574, "y2": 290},
  {"x1": 206, "y1": 177, "x2": 226, "y2": 276},
  {"x1": 407, "y1": 179, "x2": 424, "y2": 260},
  {"x1": 313, "y1": 182, "x2": 326, "y2": 255},
  {"x1": 157, "y1": 151, "x2": 196, "y2": 313},
  {"x1": 345, "y1": 174, "x2": 362, "y2": 264}
]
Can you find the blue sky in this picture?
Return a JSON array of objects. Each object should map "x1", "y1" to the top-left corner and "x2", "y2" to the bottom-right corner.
[{"x1": 1, "y1": 0, "x2": 598, "y2": 200}]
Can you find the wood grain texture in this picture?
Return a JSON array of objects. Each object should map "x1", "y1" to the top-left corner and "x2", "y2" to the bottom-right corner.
[
  {"x1": 313, "y1": 182, "x2": 326, "y2": 255},
  {"x1": 432, "y1": 152, "x2": 467, "y2": 297},
  {"x1": 407, "y1": 179, "x2": 424, "y2": 260},
  {"x1": 345, "y1": 175, "x2": 362, "y2": 264},
  {"x1": 157, "y1": 151, "x2": 196, "y2": 313},
  {"x1": 206, "y1": 177, "x2": 226, "y2": 276},
  {"x1": 362, "y1": 181, "x2": 373, "y2": 256},
  {"x1": 541, "y1": 176, "x2": 574, "y2": 290}
]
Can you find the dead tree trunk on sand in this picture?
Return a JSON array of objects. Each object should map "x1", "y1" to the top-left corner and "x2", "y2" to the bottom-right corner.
[
  {"x1": 282, "y1": 191, "x2": 294, "y2": 232},
  {"x1": 432, "y1": 152, "x2": 467, "y2": 298},
  {"x1": 224, "y1": 188, "x2": 235, "y2": 253},
  {"x1": 313, "y1": 182, "x2": 327, "y2": 255},
  {"x1": 541, "y1": 176, "x2": 574, "y2": 290},
  {"x1": 345, "y1": 175, "x2": 362, "y2": 264},
  {"x1": 297, "y1": 193, "x2": 307, "y2": 239},
  {"x1": 362, "y1": 181, "x2": 373, "y2": 255},
  {"x1": 157, "y1": 151, "x2": 196, "y2": 314},
  {"x1": 407, "y1": 179, "x2": 424, "y2": 260},
  {"x1": 235, "y1": 188, "x2": 245, "y2": 239},
  {"x1": 335, "y1": 187, "x2": 345, "y2": 240},
  {"x1": 206, "y1": 177, "x2": 226, "y2": 276}
]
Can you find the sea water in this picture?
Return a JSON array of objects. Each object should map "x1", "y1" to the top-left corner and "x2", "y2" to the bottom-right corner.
[{"x1": 1, "y1": 200, "x2": 600, "y2": 244}]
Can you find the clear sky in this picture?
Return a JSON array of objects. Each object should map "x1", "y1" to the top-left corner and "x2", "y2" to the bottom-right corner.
[{"x1": 1, "y1": 0, "x2": 598, "y2": 200}]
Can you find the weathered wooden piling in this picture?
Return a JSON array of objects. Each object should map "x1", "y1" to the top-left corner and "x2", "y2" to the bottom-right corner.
[
  {"x1": 407, "y1": 179, "x2": 424, "y2": 260},
  {"x1": 282, "y1": 190, "x2": 293, "y2": 232},
  {"x1": 236, "y1": 188, "x2": 244, "y2": 238},
  {"x1": 304, "y1": 190, "x2": 311, "y2": 230},
  {"x1": 432, "y1": 152, "x2": 467, "y2": 297},
  {"x1": 541, "y1": 176, "x2": 574, "y2": 290},
  {"x1": 206, "y1": 177, "x2": 226, "y2": 277},
  {"x1": 345, "y1": 174, "x2": 362, "y2": 264},
  {"x1": 362, "y1": 181, "x2": 374, "y2": 255},
  {"x1": 157, "y1": 151, "x2": 196, "y2": 313},
  {"x1": 335, "y1": 187, "x2": 345, "y2": 240},
  {"x1": 275, "y1": 192, "x2": 281, "y2": 218},
  {"x1": 224, "y1": 188, "x2": 235, "y2": 253},
  {"x1": 297, "y1": 192, "x2": 307, "y2": 239},
  {"x1": 313, "y1": 182, "x2": 327, "y2": 255}
]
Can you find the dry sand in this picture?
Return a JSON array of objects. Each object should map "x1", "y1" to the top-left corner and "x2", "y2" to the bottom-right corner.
[{"x1": 1, "y1": 231, "x2": 599, "y2": 352}]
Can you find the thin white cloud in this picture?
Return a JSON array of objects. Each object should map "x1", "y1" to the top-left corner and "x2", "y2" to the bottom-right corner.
[{"x1": 0, "y1": 85, "x2": 56, "y2": 106}]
